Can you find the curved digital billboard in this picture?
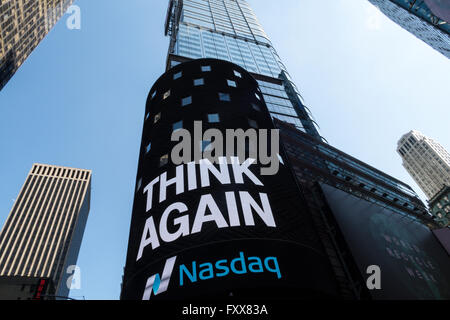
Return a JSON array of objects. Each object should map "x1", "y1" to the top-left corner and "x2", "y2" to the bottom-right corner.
[{"x1": 120, "y1": 59, "x2": 338, "y2": 300}]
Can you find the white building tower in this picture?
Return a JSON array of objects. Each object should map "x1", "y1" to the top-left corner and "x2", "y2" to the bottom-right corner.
[{"x1": 397, "y1": 130, "x2": 450, "y2": 200}]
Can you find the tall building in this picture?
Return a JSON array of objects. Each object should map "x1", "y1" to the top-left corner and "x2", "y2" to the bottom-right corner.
[
  {"x1": 0, "y1": 163, "x2": 91, "y2": 299},
  {"x1": 0, "y1": 0, "x2": 74, "y2": 91},
  {"x1": 164, "y1": 0, "x2": 322, "y2": 139},
  {"x1": 121, "y1": 58, "x2": 340, "y2": 300},
  {"x1": 121, "y1": 0, "x2": 450, "y2": 300},
  {"x1": 428, "y1": 185, "x2": 450, "y2": 226},
  {"x1": 368, "y1": 0, "x2": 450, "y2": 58},
  {"x1": 397, "y1": 130, "x2": 450, "y2": 199},
  {"x1": 276, "y1": 120, "x2": 450, "y2": 299}
]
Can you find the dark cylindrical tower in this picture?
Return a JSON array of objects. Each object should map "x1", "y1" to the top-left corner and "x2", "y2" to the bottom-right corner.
[{"x1": 121, "y1": 59, "x2": 338, "y2": 300}]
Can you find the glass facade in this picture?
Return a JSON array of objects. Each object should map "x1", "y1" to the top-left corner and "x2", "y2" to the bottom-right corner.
[
  {"x1": 369, "y1": 0, "x2": 450, "y2": 59},
  {"x1": 165, "y1": 0, "x2": 321, "y2": 138},
  {"x1": 276, "y1": 119, "x2": 434, "y2": 227},
  {"x1": 0, "y1": 0, "x2": 75, "y2": 91}
]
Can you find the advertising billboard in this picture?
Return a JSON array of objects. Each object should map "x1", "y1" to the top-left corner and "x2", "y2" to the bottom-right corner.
[
  {"x1": 320, "y1": 183, "x2": 450, "y2": 299},
  {"x1": 121, "y1": 59, "x2": 338, "y2": 300}
]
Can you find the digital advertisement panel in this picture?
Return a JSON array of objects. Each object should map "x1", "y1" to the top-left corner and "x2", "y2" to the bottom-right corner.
[
  {"x1": 122, "y1": 158, "x2": 339, "y2": 300},
  {"x1": 320, "y1": 183, "x2": 450, "y2": 299}
]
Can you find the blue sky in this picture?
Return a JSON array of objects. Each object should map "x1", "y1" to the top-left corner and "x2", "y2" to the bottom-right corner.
[{"x1": 0, "y1": 0, "x2": 449, "y2": 300}]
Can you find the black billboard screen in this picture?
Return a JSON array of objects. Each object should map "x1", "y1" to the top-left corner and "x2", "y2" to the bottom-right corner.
[
  {"x1": 320, "y1": 183, "x2": 450, "y2": 299},
  {"x1": 121, "y1": 59, "x2": 338, "y2": 300}
]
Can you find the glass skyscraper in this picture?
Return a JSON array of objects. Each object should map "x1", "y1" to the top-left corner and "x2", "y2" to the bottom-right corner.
[
  {"x1": 164, "y1": 0, "x2": 321, "y2": 139},
  {"x1": 0, "y1": 0, "x2": 74, "y2": 91},
  {"x1": 368, "y1": 0, "x2": 450, "y2": 59},
  {"x1": 120, "y1": 0, "x2": 450, "y2": 300}
]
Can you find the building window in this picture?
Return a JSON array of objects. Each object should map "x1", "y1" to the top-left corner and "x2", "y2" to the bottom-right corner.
[
  {"x1": 154, "y1": 112, "x2": 161, "y2": 123},
  {"x1": 248, "y1": 119, "x2": 258, "y2": 128},
  {"x1": 255, "y1": 93, "x2": 261, "y2": 100},
  {"x1": 137, "y1": 178, "x2": 142, "y2": 191},
  {"x1": 173, "y1": 71, "x2": 182, "y2": 80},
  {"x1": 146, "y1": 143, "x2": 151, "y2": 153},
  {"x1": 234, "y1": 70, "x2": 242, "y2": 78},
  {"x1": 251, "y1": 103, "x2": 261, "y2": 111},
  {"x1": 163, "y1": 90, "x2": 171, "y2": 100},
  {"x1": 181, "y1": 96, "x2": 192, "y2": 106},
  {"x1": 200, "y1": 140, "x2": 212, "y2": 152},
  {"x1": 219, "y1": 92, "x2": 230, "y2": 102},
  {"x1": 151, "y1": 91, "x2": 156, "y2": 99},
  {"x1": 227, "y1": 80, "x2": 237, "y2": 87},
  {"x1": 145, "y1": 112, "x2": 150, "y2": 121},
  {"x1": 160, "y1": 154, "x2": 169, "y2": 167},
  {"x1": 194, "y1": 78, "x2": 204, "y2": 86},
  {"x1": 173, "y1": 120, "x2": 183, "y2": 131},
  {"x1": 208, "y1": 113, "x2": 220, "y2": 123},
  {"x1": 201, "y1": 65, "x2": 211, "y2": 72}
]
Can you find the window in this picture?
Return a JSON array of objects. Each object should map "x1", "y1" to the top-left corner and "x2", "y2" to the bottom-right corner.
[
  {"x1": 145, "y1": 112, "x2": 150, "y2": 121},
  {"x1": 248, "y1": 119, "x2": 258, "y2": 128},
  {"x1": 194, "y1": 78, "x2": 204, "y2": 86},
  {"x1": 208, "y1": 113, "x2": 220, "y2": 123},
  {"x1": 151, "y1": 91, "x2": 156, "y2": 99},
  {"x1": 201, "y1": 65, "x2": 211, "y2": 72},
  {"x1": 181, "y1": 96, "x2": 192, "y2": 106},
  {"x1": 154, "y1": 112, "x2": 161, "y2": 123},
  {"x1": 136, "y1": 178, "x2": 142, "y2": 191},
  {"x1": 146, "y1": 143, "x2": 151, "y2": 153},
  {"x1": 173, "y1": 120, "x2": 183, "y2": 131},
  {"x1": 227, "y1": 80, "x2": 237, "y2": 87},
  {"x1": 234, "y1": 70, "x2": 242, "y2": 78},
  {"x1": 251, "y1": 103, "x2": 261, "y2": 111},
  {"x1": 200, "y1": 140, "x2": 212, "y2": 152},
  {"x1": 160, "y1": 154, "x2": 169, "y2": 167},
  {"x1": 219, "y1": 92, "x2": 231, "y2": 102},
  {"x1": 163, "y1": 90, "x2": 171, "y2": 100},
  {"x1": 173, "y1": 71, "x2": 182, "y2": 80}
]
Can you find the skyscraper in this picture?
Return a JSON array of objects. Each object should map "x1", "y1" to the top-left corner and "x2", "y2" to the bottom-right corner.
[
  {"x1": 0, "y1": 163, "x2": 91, "y2": 299},
  {"x1": 397, "y1": 130, "x2": 450, "y2": 199},
  {"x1": 121, "y1": 0, "x2": 450, "y2": 300},
  {"x1": 275, "y1": 120, "x2": 450, "y2": 299},
  {"x1": 0, "y1": 0, "x2": 74, "y2": 91},
  {"x1": 368, "y1": 0, "x2": 450, "y2": 58},
  {"x1": 164, "y1": 0, "x2": 321, "y2": 139}
]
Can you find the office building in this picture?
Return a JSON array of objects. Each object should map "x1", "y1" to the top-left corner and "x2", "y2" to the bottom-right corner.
[
  {"x1": 0, "y1": 0, "x2": 74, "y2": 90},
  {"x1": 0, "y1": 163, "x2": 91, "y2": 299},
  {"x1": 368, "y1": 0, "x2": 450, "y2": 58},
  {"x1": 121, "y1": 58, "x2": 340, "y2": 300},
  {"x1": 397, "y1": 130, "x2": 450, "y2": 199},
  {"x1": 164, "y1": 0, "x2": 322, "y2": 139},
  {"x1": 428, "y1": 185, "x2": 450, "y2": 226},
  {"x1": 276, "y1": 120, "x2": 450, "y2": 299},
  {"x1": 121, "y1": 0, "x2": 450, "y2": 300}
]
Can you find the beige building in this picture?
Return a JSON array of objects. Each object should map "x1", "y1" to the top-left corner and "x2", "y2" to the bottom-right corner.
[
  {"x1": 397, "y1": 130, "x2": 450, "y2": 200},
  {"x1": 0, "y1": 163, "x2": 91, "y2": 299},
  {"x1": 0, "y1": 0, "x2": 74, "y2": 90}
]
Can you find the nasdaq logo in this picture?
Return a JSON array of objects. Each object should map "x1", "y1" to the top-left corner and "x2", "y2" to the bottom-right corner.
[
  {"x1": 142, "y1": 252, "x2": 281, "y2": 299},
  {"x1": 142, "y1": 256, "x2": 177, "y2": 300}
]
